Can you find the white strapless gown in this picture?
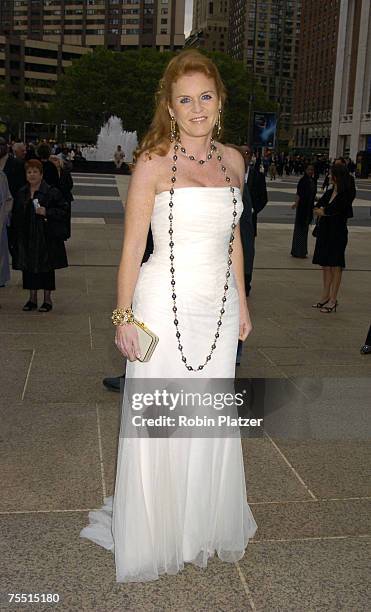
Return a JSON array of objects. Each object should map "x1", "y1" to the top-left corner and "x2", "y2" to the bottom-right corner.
[{"x1": 80, "y1": 187, "x2": 257, "y2": 582}]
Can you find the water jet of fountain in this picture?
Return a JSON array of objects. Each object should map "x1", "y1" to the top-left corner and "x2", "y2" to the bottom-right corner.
[{"x1": 81, "y1": 116, "x2": 138, "y2": 163}]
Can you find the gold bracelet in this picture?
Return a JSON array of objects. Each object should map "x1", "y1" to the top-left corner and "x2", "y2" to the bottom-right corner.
[{"x1": 111, "y1": 307, "x2": 134, "y2": 326}]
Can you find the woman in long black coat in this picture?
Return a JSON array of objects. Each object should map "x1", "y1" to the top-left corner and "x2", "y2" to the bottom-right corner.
[
  {"x1": 291, "y1": 164, "x2": 317, "y2": 257},
  {"x1": 312, "y1": 164, "x2": 352, "y2": 313},
  {"x1": 9, "y1": 159, "x2": 69, "y2": 312}
]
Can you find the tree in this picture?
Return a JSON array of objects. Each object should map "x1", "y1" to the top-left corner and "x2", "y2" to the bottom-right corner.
[
  {"x1": 53, "y1": 47, "x2": 173, "y2": 140},
  {"x1": 53, "y1": 47, "x2": 275, "y2": 144},
  {"x1": 0, "y1": 82, "x2": 25, "y2": 136}
]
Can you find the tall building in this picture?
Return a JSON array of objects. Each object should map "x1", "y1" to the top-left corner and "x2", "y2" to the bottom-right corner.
[
  {"x1": 0, "y1": 0, "x2": 185, "y2": 52},
  {"x1": 330, "y1": 0, "x2": 371, "y2": 160},
  {"x1": 0, "y1": 34, "x2": 91, "y2": 105},
  {"x1": 228, "y1": 0, "x2": 301, "y2": 144},
  {"x1": 187, "y1": 0, "x2": 229, "y2": 53},
  {"x1": 292, "y1": 0, "x2": 340, "y2": 154}
]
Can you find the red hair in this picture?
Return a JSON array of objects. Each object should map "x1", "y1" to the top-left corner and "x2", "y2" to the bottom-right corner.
[{"x1": 25, "y1": 159, "x2": 43, "y2": 173}]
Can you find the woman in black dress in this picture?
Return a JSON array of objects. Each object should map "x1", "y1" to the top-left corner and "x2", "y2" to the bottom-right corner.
[
  {"x1": 312, "y1": 165, "x2": 351, "y2": 313},
  {"x1": 291, "y1": 164, "x2": 316, "y2": 257},
  {"x1": 9, "y1": 159, "x2": 69, "y2": 312}
]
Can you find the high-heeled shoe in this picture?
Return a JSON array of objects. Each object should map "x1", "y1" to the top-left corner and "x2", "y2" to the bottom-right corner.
[
  {"x1": 312, "y1": 299, "x2": 329, "y2": 309},
  {"x1": 320, "y1": 301, "x2": 338, "y2": 313}
]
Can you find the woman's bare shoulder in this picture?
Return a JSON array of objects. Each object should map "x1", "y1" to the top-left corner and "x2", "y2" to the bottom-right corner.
[
  {"x1": 132, "y1": 151, "x2": 169, "y2": 185},
  {"x1": 217, "y1": 143, "x2": 245, "y2": 187},
  {"x1": 133, "y1": 150, "x2": 165, "y2": 171},
  {"x1": 221, "y1": 143, "x2": 245, "y2": 167}
]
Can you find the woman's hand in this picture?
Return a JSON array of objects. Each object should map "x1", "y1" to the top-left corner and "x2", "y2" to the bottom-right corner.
[
  {"x1": 115, "y1": 324, "x2": 141, "y2": 361},
  {"x1": 314, "y1": 207, "x2": 325, "y2": 217},
  {"x1": 291, "y1": 202, "x2": 297, "y2": 209},
  {"x1": 239, "y1": 298, "x2": 252, "y2": 341},
  {"x1": 35, "y1": 206, "x2": 46, "y2": 216}
]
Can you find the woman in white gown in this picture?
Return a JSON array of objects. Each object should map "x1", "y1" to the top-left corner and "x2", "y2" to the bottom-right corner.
[{"x1": 80, "y1": 49, "x2": 257, "y2": 582}]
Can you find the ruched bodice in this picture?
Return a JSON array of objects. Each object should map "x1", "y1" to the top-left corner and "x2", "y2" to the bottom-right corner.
[{"x1": 150, "y1": 186, "x2": 242, "y2": 267}]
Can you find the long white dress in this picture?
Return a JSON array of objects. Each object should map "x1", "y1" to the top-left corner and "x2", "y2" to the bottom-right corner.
[{"x1": 80, "y1": 186, "x2": 257, "y2": 582}]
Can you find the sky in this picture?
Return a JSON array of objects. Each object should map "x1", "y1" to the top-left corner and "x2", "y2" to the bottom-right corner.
[{"x1": 184, "y1": 0, "x2": 193, "y2": 37}]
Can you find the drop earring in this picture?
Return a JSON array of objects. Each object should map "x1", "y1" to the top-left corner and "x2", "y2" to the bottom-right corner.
[
  {"x1": 170, "y1": 115, "x2": 177, "y2": 142},
  {"x1": 216, "y1": 109, "x2": 222, "y2": 137}
]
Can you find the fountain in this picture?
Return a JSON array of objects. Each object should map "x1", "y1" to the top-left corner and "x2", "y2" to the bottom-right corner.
[{"x1": 80, "y1": 116, "x2": 138, "y2": 168}]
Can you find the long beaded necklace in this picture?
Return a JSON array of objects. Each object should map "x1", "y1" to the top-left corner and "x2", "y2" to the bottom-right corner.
[{"x1": 168, "y1": 140, "x2": 238, "y2": 372}]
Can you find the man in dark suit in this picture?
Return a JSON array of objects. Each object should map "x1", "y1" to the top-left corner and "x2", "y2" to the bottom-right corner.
[{"x1": 240, "y1": 145, "x2": 268, "y2": 295}]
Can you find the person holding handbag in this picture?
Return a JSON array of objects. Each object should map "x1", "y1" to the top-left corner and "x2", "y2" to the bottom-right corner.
[
  {"x1": 8, "y1": 159, "x2": 69, "y2": 312},
  {"x1": 312, "y1": 164, "x2": 351, "y2": 313},
  {"x1": 80, "y1": 49, "x2": 257, "y2": 583}
]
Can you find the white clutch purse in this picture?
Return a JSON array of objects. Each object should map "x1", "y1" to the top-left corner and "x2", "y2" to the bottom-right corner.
[{"x1": 133, "y1": 318, "x2": 159, "y2": 362}]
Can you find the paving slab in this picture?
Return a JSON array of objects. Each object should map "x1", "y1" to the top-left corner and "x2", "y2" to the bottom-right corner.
[
  {"x1": 242, "y1": 438, "x2": 313, "y2": 503},
  {"x1": 238, "y1": 537, "x2": 371, "y2": 612},
  {"x1": 0, "y1": 332, "x2": 92, "y2": 352},
  {"x1": 0, "y1": 402, "x2": 102, "y2": 512},
  {"x1": 0, "y1": 349, "x2": 34, "y2": 401},
  {"x1": 250, "y1": 498, "x2": 371, "y2": 541},
  {"x1": 267, "y1": 440, "x2": 371, "y2": 499},
  {"x1": 24, "y1": 371, "x2": 111, "y2": 404},
  {"x1": 0, "y1": 313, "x2": 90, "y2": 334}
]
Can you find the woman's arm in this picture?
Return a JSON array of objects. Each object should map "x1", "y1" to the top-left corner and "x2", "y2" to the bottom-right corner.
[
  {"x1": 231, "y1": 149, "x2": 247, "y2": 301},
  {"x1": 292, "y1": 193, "x2": 300, "y2": 209},
  {"x1": 232, "y1": 222, "x2": 252, "y2": 341},
  {"x1": 116, "y1": 155, "x2": 156, "y2": 309},
  {"x1": 115, "y1": 154, "x2": 157, "y2": 361},
  {"x1": 314, "y1": 189, "x2": 330, "y2": 209},
  {"x1": 230, "y1": 149, "x2": 252, "y2": 341},
  {"x1": 231, "y1": 223, "x2": 246, "y2": 297}
]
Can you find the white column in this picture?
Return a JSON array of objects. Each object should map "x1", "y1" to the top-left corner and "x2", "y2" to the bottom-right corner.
[
  {"x1": 329, "y1": 0, "x2": 350, "y2": 160},
  {"x1": 350, "y1": 0, "x2": 371, "y2": 159}
]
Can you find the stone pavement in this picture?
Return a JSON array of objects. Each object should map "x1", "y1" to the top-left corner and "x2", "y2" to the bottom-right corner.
[{"x1": 0, "y1": 174, "x2": 370, "y2": 611}]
